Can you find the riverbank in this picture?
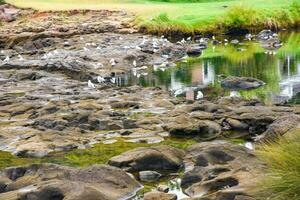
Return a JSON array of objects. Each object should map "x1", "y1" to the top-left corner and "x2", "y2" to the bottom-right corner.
[{"x1": 5, "y1": 0, "x2": 300, "y2": 35}]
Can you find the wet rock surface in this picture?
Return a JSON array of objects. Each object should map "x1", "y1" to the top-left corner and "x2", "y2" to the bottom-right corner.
[
  {"x1": 182, "y1": 141, "x2": 264, "y2": 200},
  {"x1": 0, "y1": 163, "x2": 142, "y2": 200},
  {"x1": 108, "y1": 145, "x2": 185, "y2": 172}
]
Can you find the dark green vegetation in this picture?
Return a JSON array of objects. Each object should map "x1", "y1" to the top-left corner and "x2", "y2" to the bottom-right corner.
[{"x1": 255, "y1": 129, "x2": 300, "y2": 200}]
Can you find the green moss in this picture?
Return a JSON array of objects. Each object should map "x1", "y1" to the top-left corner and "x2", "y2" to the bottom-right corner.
[
  {"x1": 44, "y1": 137, "x2": 197, "y2": 167},
  {"x1": 0, "y1": 151, "x2": 40, "y2": 170}
]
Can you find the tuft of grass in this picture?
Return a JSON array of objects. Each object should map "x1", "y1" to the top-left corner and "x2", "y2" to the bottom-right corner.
[{"x1": 255, "y1": 129, "x2": 300, "y2": 200}]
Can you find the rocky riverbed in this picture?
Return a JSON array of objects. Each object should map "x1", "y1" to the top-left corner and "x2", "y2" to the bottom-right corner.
[{"x1": 0, "y1": 5, "x2": 299, "y2": 200}]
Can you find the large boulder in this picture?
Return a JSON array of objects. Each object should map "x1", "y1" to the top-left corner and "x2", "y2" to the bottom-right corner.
[
  {"x1": 108, "y1": 145, "x2": 185, "y2": 172},
  {"x1": 255, "y1": 114, "x2": 300, "y2": 142},
  {"x1": 221, "y1": 76, "x2": 265, "y2": 90},
  {"x1": 182, "y1": 141, "x2": 264, "y2": 199},
  {"x1": 163, "y1": 120, "x2": 221, "y2": 140},
  {"x1": 0, "y1": 163, "x2": 142, "y2": 200}
]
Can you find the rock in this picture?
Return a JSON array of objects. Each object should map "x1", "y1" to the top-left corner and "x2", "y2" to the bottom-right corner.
[
  {"x1": 110, "y1": 101, "x2": 140, "y2": 109},
  {"x1": 221, "y1": 76, "x2": 265, "y2": 90},
  {"x1": 187, "y1": 45, "x2": 202, "y2": 56},
  {"x1": 182, "y1": 141, "x2": 264, "y2": 198},
  {"x1": 0, "y1": 163, "x2": 142, "y2": 200},
  {"x1": 144, "y1": 191, "x2": 177, "y2": 200},
  {"x1": 108, "y1": 145, "x2": 185, "y2": 172},
  {"x1": 139, "y1": 170, "x2": 162, "y2": 182},
  {"x1": 157, "y1": 184, "x2": 169, "y2": 193},
  {"x1": 164, "y1": 120, "x2": 221, "y2": 140},
  {"x1": 257, "y1": 29, "x2": 276, "y2": 40},
  {"x1": 256, "y1": 114, "x2": 300, "y2": 142},
  {"x1": 223, "y1": 118, "x2": 249, "y2": 130}
]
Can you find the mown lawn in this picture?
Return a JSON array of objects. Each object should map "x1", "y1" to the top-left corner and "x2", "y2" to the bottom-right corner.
[{"x1": 6, "y1": 0, "x2": 299, "y2": 33}]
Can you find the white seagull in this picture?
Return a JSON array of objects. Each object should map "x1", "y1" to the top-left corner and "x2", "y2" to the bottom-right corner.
[
  {"x1": 133, "y1": 60, "x2": 137, "y2": 67},
  {"x1": 110, "y1": 77, "x2": 116, "y2": 84},
  {"x1": 3, "y1": 56, "x2": 10, "y2": 63},
  {"x1": 196, "y1": 91, "x2": 204, "y2": 100},
  {"x1": 109, "y1": 58, "x2": 116, "y2": 66},
  {"x1": 18, "y1": 55, "x2": 24, "y2": 61},
  {"x1": 88, "y1": 80, "x2": 95, "y2": 89},
  {"x1": 97, "y1": 76, "x2": 105, "y2": 83}
]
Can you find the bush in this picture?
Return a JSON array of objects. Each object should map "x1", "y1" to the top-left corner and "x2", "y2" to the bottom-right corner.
[
  {"x1": 255, "y1": 130, "x2": 300, "y2": 200},
  {"x1": 0, "y1": 0, "x2": 5, "y2": 5}
]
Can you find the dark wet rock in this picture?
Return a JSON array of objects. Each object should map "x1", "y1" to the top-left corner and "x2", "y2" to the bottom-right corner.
[
  {"x1": 164, "y1": 120, "x2": 221, "y2": 140},
  {"x1": 255, "y1": 114, "x2": 300, "y2": 142},
  {"x1": 110, "y1": 101, "x2": 140, "y2": 109},
  {"x1": 221, "y1": 76, "x2": 265, "y2": 90},
  {"x1": 222, "y1": 118, "x2": 249, "y2": 131},
  {"x1": 257, "y1": 29, "x2": 276, "y2": 40},
  {"x1": 157, "y1": 184, "x2": 170, "y2": 193},
  {"x1": 144, "y1": 191, "x2": 177, "y2": 200},
  {"x1": 183, "y1": 141, "x2": 263, "y2": 198},
  {"x1": 187, "y1": 45, "x2": 202, "y2": 56},
  {"x1": 139, "y1": 170, "x2": 162, "y2": 182},
  {"x1": 0, "y1": 163, "x2": 142, "y2": 200},
  {"x1": 108, "y1": 145, "x2": 185, "y2": 172}
]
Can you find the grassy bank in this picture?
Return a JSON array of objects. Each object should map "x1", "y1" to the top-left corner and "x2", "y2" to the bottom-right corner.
[
  {"x1": 6, "y1": 0, "x2": 300, "y2": 34},
  {"x1": 255, "y1": 129, "x2": 300, "y2": 200}
]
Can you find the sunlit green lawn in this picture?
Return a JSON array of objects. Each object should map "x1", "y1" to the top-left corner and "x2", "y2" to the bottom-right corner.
[{"x1": 6, "y1": 0, "x2": 292, "y2": 19}]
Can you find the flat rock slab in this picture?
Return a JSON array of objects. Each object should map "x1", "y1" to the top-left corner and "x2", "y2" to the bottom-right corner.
[
  {"x1": 0, "y1": 163, "x2": 142, "y2": 200},
  {"x1": 221, "y1": 76, "x2": 265, "y2": 90},
  {"x1": 108, "y1": 145, "x2": 185, "y2": 172}
]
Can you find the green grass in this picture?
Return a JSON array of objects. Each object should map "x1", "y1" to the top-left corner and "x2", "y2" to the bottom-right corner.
[
  {"x1": 255, "y1": 129, "x2": 300, "y2": 200},
  {"x1": 6, "y1": 0, "x2": 299, "y2": 34},
  {"x1": 0, "y1": 137, "x2": 197, "y2": 169}
]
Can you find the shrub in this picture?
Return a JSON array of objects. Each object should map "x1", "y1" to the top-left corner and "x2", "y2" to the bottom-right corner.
[{"x1": 255, "y1": 130, "x2": 300, "y2": 200}]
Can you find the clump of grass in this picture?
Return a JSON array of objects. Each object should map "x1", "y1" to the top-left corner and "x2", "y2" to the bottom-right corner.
[{"x1": 255, "y1": 129, "x2": 300, "y2": 200}]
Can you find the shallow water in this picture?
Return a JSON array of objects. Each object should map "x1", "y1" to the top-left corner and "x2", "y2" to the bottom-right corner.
[{"x1": 121, "y1": 31, "x2": 300, "y2": 104}]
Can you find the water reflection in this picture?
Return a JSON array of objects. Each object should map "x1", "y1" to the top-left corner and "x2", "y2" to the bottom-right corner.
[{"x1": 116, "y1": 31, "x2": 300, "y2": 104}]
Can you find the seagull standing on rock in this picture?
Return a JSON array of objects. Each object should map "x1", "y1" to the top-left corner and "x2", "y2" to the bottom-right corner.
[
  {"x1": 18, "y1": 55, "x2": 24, "y2": 61},
  {"x1": 88, "y1": 80, "x2": 95, "y2": 89},
  {"x1": 97, "y1": 76, "x2": 105, "y2": 83},
  {"x1": 109, "y1": 58, "x2": 116, "y2": 66},
  {"x1": 133, "y1": 60, "x2": 137, "y2": 67},
  {"x1": 196, "y1": 91, "x2": 204, "y2": 100},
  {"x1": 3, "y1": 55, "x2": 10, "y2": 63}
]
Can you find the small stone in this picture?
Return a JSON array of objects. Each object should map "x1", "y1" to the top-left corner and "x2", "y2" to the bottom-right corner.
[
  {"x1": 139, "y1": 170, "x2": 162, "y2": 182},
  {"x1": 144, "y1": 191, "x2": 177, "y2": 200},
  {"x1": 157, "y1": 184, "x2": 169, "y2": 193}
]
